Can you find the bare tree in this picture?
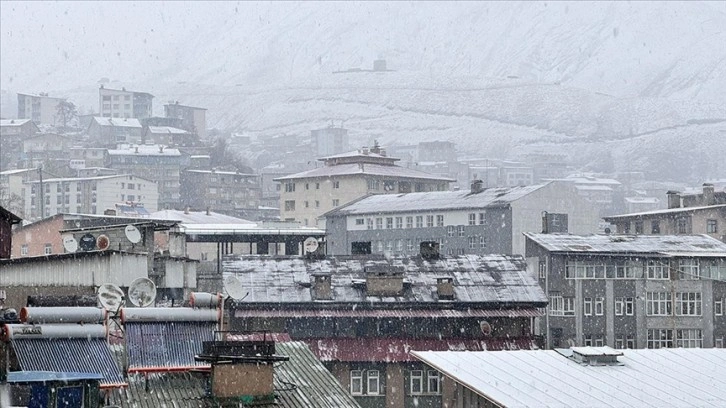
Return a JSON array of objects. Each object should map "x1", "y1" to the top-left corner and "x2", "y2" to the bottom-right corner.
[
  {"x1": 56, "y1": 100, "x2": 78, "y2": 129},
  {"x1": 0, "y1": 191, "x2": 24, "y2": 217}
]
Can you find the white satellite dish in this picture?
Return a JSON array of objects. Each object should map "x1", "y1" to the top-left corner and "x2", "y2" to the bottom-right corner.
[
  {"x1": 62, "y1": 235, "x2": 78, "y2": 253},
  {"x1": 97, "y1": 283, "x2": 125, "y2": 311},
  {"x1": 224, "y1": 275, "x2": 246, "y2": 300},
  {"x1": 303, "y1": 237, "x2": 319, "y2": 253},
  {"x1": 128, "y1": 277, "x2": 157, "y2": 307},
  {"x1": 124, "y1": 225, "x2": 142, "y2": 244}
]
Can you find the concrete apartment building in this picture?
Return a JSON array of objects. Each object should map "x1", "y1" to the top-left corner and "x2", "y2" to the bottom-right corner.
[
  {"x1": 87, "y1": 116, "x2": 143, "y2": 146},
  {"x1": 99, "y1": 86, "x2": 154, "y2": 119},
  {"x1": 0, "y1": 119, "x2": 39, "y2": 171},
  {"x1": 106, "y1": 144, "x2": 182, "y2": 210},
  {"x1": 275, "y1": 145, "x2": 453, "y2": 227},
  {"x1": 604, "y1": 184, "x2": 726, "y2": 243},
  {"x1": 325, "y1": 180, "x2": 600, "y2": 257},
  {"x1": 22, "y1": 174, "x2": 158, "y2": 221},
  {"x1": 164, "y1": 102, "x2": 207, "y2": 140},
  {"x1": 524, "y1": 233, "x2": 726, "y2": 349},
  {"x1": 17, "y1": 92, "x2": 65, "y2": 125},
  {"x1": 180, "y1": 169, "x2": 260, "y2": 212},
  {"x1": 310, "y1": 125, "x2": 349, "y2": 157}
]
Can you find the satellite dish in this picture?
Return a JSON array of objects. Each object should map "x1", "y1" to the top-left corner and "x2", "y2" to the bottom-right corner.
[
  {"x1": 128, "y1": 277, "x2": 157, "y2": 307},
  {"x1": 303, "y1": 237, "x2": 319, "y2": 253},
  {"x1": 98, "y1": 283, "x2": 125, "y2": 311},
  {"x1": 62, "y1": 235, "x2": 78, "y2": 253},
  {"x1": 480, "y1": 321, "x2": 492, "y2": 336},
  {"x1": 124, "y1": 225, "x2": 141, "y2": 244},
  {"x1": 224, "y1": 275, "x2": 246, "y2": 300},
  {"x1": 79, "y1": 233, "x2": 96, "y2": 252},
  {"x1": 97, "y1": 234, "x2": 110, "y2": 251}
]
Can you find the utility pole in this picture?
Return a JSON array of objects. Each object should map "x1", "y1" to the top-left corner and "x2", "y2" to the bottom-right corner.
[{"x1": 38, "y1": 166, "x2": 44, "y2": 219}]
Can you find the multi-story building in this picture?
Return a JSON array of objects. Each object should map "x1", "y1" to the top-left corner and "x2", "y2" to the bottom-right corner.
[
  {"x1": 142, "y1": 126, "x2": 195, "y2": 147},
  {"x1": 164, "y1": 102, "x2": 207, "y2": 140},
  {"x1": 99, "y1": 86, "x2": 154, "y2": 119},
  {"x1": 524, "y1": 233, "x2": 726, "y2": 349},
  {"x1": 556, "y1": 174, "x2": 625, "y2": 216},
  {"x1": 17, "y1": 92, "x2": 65, "y2": 125},
  {"x1": 106, "y1": 144, "x2": 182, "y2": 210},
  {"x1": 225, "y1": 253, "x2": 547, "y2": 408},
  {"x1": 180, "y1": 169, "x2": 260, "y2": 212},
  {"x1": 87, "y1": 116, "x2": 143, "y2": 146},
  {"x1": 69, "y1": 147, "x2": 108, "y2": 169},
  {"x1": 275, "y1": 145, "x2": 453, "y2": 227},
  {"x1": 604, "y1": 184, "x2": 726, "y2": 242},
  {"x1": 310, "y1": 126, "x2": 349, "y2": 157},
  {"x1": 22, "y1": 174, "x2": 158, "y2": 220},
  {"x1": 0, "y1": 119, "x2": 39, "y2": 170},
  {"x1": 325, "y1": 180, "x2": 600, "y2": 257},
  {"x1": 0, "y1": 168, "x2": 38, "y2": 218}
]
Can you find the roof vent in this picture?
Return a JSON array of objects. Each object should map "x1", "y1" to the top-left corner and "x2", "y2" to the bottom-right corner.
[
  {"x1": 436, "y1": 277, "x2": 455, "y2": 300},
  {"x1": 470, "y1": 179, "x2": 484, "y2": 194},
  {"x1": 420, "y1": 241, "x2": 440, "y2": 260},
  {"x1": 311, "y1": 273, "x2": 332, "y2": 300},
  {"x1": 561, "y1": 346, "x2": 624, "y2": 366},
  {"x1": 364, "y1": 264, "x2": 405, "y2": 296}
]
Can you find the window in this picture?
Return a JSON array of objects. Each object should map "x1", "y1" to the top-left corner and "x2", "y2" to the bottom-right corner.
[
  {"x1": 468, "y1": 213, "x2": 476, "y2": 225},
  {"x1": 333, "y1": 181, "x2": 340, "y2": 189},
  {"x1": 284, "y1": 200, "x2": 295, "y2": 211},
  {"x1": 367, "y1": 179, "x2": 379, "y2": 190},
  {"x1": 615, "y1": 298, "x2": 624, "y2": 316},
  {"x1": 646, "y1": 292, "x2": 672, "y2": 316},
  {"x1": 406, "y1": 216, "x2": 413, "y2": 229},
  {"x1": 127, "y1": 183, "x2": 135, "y2": 190},
  {"x1": 678, "y1": 259, "x2": 700, "y2": 280},
  {"x1": 457, "y1": 225, "x2": 465, "y2": 237},
  {"x1": 707, "y1": 219, "x2": 718, "y2": 233},
  {"x1": 634, "y1": 221, "x2": 643, "y2": 234},
  {"x1": 626, "y1": 335, "x2": 635, "y2": 349},
  {"x1": 594, "y1": 338, "x2": 604, "y2": 347},
  {"x1": 332, "y1": 199, "x2": 340, "y2": 206},
  {"x1": 468, "y1": 236, "x2": 477, "y2": 249},
  {"x1": 386, "y1": 217, "x2": 393, "y2": 229},
  {"x1": 676, "y1": 329, "x2": 703, "y2": 348},
  {"x1": 716, "y1": 338, "x2": 724, "y2": 348},
  {"x1": 647, "y1": 260, "x2": 669, "y2": 279},
  {"x1": 651, "y1": 220, "x2": 661, "y2": 234},
  {"x1": 426, "y1": 215, "x2": 434, "y2": 227},
  {"x1": 44, "y1": 244, "x2": 52, "y2": 255},
  {"x1": 427, "y1": 370, "x2": 440, "y2": 394},
  {"x1": 583, "y1": 298, "x2": 592, "y2": 316},
  {"x1": 350, "y1": 370, "x2": 363, "y2": 395},
  {"x1": 376, "y1": 218, "x2": 383, "y2": 229},
  {"x1": 675, "y1": 292, "x2": 701, "y2": 316},
  {"x1": 447, "y1": 226, "x2": 455, "y2": 237},
  {"x1": 549, "y1": 295, "x2": 575, "y2": 316},
  {"x1": 584, "y1": 335, "x2": 592, "y2": 346},
  {"x1": 395, "y1": 217, "x2": 403, "y2": 229},
  {"x1": 716, "y1": 299, "x2": 723, "y2": 316},
  {"x1": 396, "y1": 239, "x2": 403, "y2": 252},
  {"x1": 615, "y1": 337, "x2": 624, "y2": 349},
  {"x1": 367, "y1": 218, "x2": 374, "y2": 230},
  {"x1": 676, "y1": 218, "x2": 688, "y2": 234},
  {"x1": 356, "y1": 218, "x2": 365, "y2": 226},
  {"x1": 406, "y1": 239, "x2": 413, "y2": 251},
  {"x1": 367, "y1": 370, "x2": 380, "y2": 395},
  {"x1": 315, "y1": 183, "x2": 320, "y2": 189},
  {"x1": 21, "y1": 244, "x2": 28, "y2": 256},
  {"x1": 479, "y1": 213, "x2": 485, "y2": 225},
  {"x1": 539, "y1": 261, "x2": 546, "y2": 279},
  {"x1": 648, "y1": 329, "x2": 673, "y2": 349},
  {"x1": 436, "y1": 215, "x2": 444, "y2": 227},
  {"x1": 410, "y1": 370, "x2": 423, "y2": 395},
  {"x1": 304, "y1": 201, "x2": 309, "y2": 208},
  {"x1": 480, "y1": 236, "x2": 487, "y2": 249},
  {"x1": 377, "y1": 241, "x2": 383, "y2": 252},
  {"x1": 415, "y1": 216, "x2": 423, "y2": 228},
  {"x1": 315, "y1": 200, "x2": 320, "y2": 208},
  {"x1": 595, "y1": 297, "x2": 604, "y2": 316},
  {"x1": 284, "y1": 182, "x2": 295, "y2": 192}
]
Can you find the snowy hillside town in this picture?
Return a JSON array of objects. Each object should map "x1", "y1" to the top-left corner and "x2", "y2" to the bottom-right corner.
[{"x1": 1, "y1": 1, "x2": 726, "y2": 407}]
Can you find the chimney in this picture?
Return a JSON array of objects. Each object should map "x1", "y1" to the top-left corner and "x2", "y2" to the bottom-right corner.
[
  {"x1": 470, "y1": 179, "x2": 484, "y2": 194},
  {"x1": 420, "y1": 241, "x2": 440, "y2": 260},
  {"x1": 703, "y1": 183, "x2": 715, "y2": 206},
  {"x1": 666, "y1": 191, "x2": 681, "y2": 209},
  {"x1": 184, "y1": 206, "x2": 190, "y2": 214},
  {"x1": 197, "y1": 335, "x2": 288, "y2": 404},
  {"x1": 436, "y1": 277, "x2": 455, "y2": 300},
  {"x1": 365, "y1": 264, "x2": 405, "y2": 296},
  {"x1": 159, "y1": 145, "x2": 164, "y2": 153},
  {"x1": 206, "y1": 206, "x2": 211, "y2": 216},
  {"x1": 311, "y1": 274, "x2": 332, "y2": 300},
  {"x1": 379, "y1": 148, "x2": 386, "y2": 157},
  {"x1": 362, "y1": 146, "x2": 369, "y2": 155}
]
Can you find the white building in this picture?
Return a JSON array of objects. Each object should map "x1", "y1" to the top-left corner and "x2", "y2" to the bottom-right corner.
[
  {"x1": 17, "y1": 92, "x2": 66, "y2": 125},
  {"x1": 23, "y1": 174, "x2": 158, "y2": 220}
]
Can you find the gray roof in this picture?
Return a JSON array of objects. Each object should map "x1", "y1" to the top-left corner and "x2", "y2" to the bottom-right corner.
[
  {"x1": 524, "y1": 233, "x2": 726, "y2": 255},
  {"x1": 222, "y1": 254, "x2": 547, "y2": 305},
  {"x1": 412, "y1": 348, "x2": 726, "y2": 408},
  {"x1": 327, "y1": 184, "x2": 547, "y2": 216},
  {"x1": 274, "y1": 162, "x2": 454, "y2": 182},
  {"x1": 107, "y1": 145, "x2": 181, "y2": 157},
  {"x1": 92, "y1": 116, "x2": 142, "y2": 128},
  {"x1": 0, "y1": 119, "x2": 33, "y2": 127},
  {"x1": 107, "y1": 341, "x2": 361, "y2": 408},
  {"x1": 150, "y1": 209, "x2": 253, "y2": 224}
]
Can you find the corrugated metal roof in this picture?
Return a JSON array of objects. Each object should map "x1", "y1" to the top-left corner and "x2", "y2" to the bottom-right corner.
[
  {"x1": 524, "y1": 233, "x2": 726, "y2": 254},
  {"x1": 308, "y1": 338, "x2": 538, "y2": 363},
  {"x1": 327, "y1": 184, "x2": 547, "y2": 215},
  {"x1": 411, "y1": 348, "x2": 726, "y2": 408},
  {"x1": 273, "y1": 162, "x2": 454, "y2": 182},
  {"x1": 234, "y1": 308, "x2": 543, "y2": 319},
  {"x1": 11, "y1": 338, "x2": 125, "y2": 386},
  {"x1": 149, "y1": 209, "x2": 252, "y2": 224},
  {"x1": 125, "y1": 322, "x2": 216, "y2": 372},
  {"x1": 105, "y1": 341, "x2": 361, "y2": 408},
  {"x1": 223, "y1": 254, "x2": 547, "y2": 305}
]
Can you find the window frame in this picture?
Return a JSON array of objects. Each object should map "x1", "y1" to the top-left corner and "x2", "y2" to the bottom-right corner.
[
  {"x1": 367, "y1": 370, "x2": 380, "y2": 395},
  {"x1": 350, "y1": 370, "x2": 363, "y2": 395},
  {"x1": 410, "y1": 370, "x2": 423, "y2": 395}
]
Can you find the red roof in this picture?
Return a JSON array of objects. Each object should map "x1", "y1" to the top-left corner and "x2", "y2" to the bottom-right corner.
[
  {"x1": 305, "y1": 337, "x2": 538, "y2": 363},
  {"x1": 234, "y1": 308, "x2": 543, "y2": 319}
]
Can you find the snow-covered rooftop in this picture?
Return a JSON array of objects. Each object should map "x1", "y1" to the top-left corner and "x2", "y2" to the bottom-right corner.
[
  {"x1": 327, "y1": 184, "x2": 547, "y2": 216},
  {"x1": 107, "y1": 145, "x2": 181, "y2": 157},
  {"x1": 604, "y1": 204, "x2": 726, "y2": 219},
  {"x1": 274, "y1": 162, "x2": 453, "y2": 182},
  {"x1": 0, "y1": 119, "x2": 33, "y2": 127},
  {"x1": 91, "y1": 117, "x2": 142, "y2": 128},
  {"x1": 149, "y1": 209, "x2": 252, "y2": 224},
  {"x1": 524, "y1": 233, "x2": 726, "y2": 254},
  {"x1": 412, "y1": 348, "x2": 726, "y2": 408},
  {"x1": 146, "y1": 126, "x2": 190, "y2": 134}
]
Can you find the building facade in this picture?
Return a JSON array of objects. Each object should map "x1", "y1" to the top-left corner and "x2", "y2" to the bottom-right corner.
[
  {"x1": 275, "y1": 146, "x2": 453, "y2": 227},
  {"x1": 22, "y1": 174, "x2": 158, "y2": 221},
  {"x1": 524, "y1": 233, "x2": 726, "y2": 349},
  {"x1": 180, "y1": 169, "x2": 260, "y2": 212},
  {"x1": 225, "y1": 254, "x2": 547, "y2": 408},
  {"x1": 164, "y1": 102, "x2": 207, "y2": 140},
  {"x1": 87, "y1": 117, "x2": 143, "y2": 146},
  {"x1": 325, "y1": 180, "x2": 600, "y2": 257},
  {"x1": 106, "y1": 145, "x2": 181, "y2": 210},
  {"x1": 17, "y1": 93, "x2": 65, "y2": 125},
  {"x1": 99, "y1": 86, "x2": 153, "y2": 119},
  {"x1": 310, "y1": 126, "x2": 349, "y2": 157}
]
